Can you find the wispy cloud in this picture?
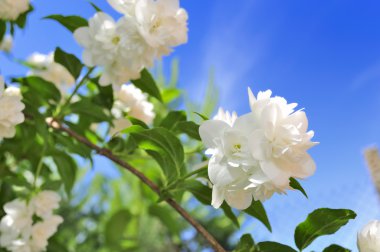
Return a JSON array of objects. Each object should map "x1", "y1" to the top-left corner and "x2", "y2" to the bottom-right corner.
[{"x1": 189, "y1": 1, "x2": 269, "y2": 110}]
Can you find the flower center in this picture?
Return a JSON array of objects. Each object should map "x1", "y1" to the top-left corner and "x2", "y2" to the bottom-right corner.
[
  {"x1": 233, "y1": 144, "x2": 242, "y2": 153},
  {"x1": 112, "y1": 36, "x2": 120, "y2": 45}
]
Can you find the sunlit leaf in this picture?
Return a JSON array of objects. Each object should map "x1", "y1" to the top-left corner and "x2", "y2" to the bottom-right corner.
[
  {"x1": 44, "y1": 15, "x2": 88, "y2": 33},
  {"x1": 295, "y1": 208, "x2": 356, "y2": 250}
]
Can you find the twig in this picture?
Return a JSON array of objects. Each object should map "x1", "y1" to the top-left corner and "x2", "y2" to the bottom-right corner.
[{"x1": 47, "y1": 119, "x2": 226, "y2": 252}]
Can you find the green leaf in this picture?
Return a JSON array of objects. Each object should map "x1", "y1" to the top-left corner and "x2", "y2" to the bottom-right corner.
[
  {"x1": 127, "y1": 116, "x2": 149, "y2": 129},
  {"x1": 70, "y1": 98, "x2": 111, "y2": 123},
  {"x1": 54, "y1": 47, "x2": 83, "y2": 79},
  {"x1": 289, "y1": 178, "x2": 308, "y2": 198},
  {"x1": 258, "y1": 242, "x2": 297, "y2": 252},
  {"x1": 176, "y1": 121, "x2": 201, "y2": 140},
  {"x1": 44, "y1": 15, "x2": 88, "y2": 33},
  {"x1": 294, "y1": 208, "x2": 357, "y2": 250},
  {"x1": 89, "y1": 2, "x2": 102, "y2": 12},
  {"x1": 234, "y1": 234, "x2": 256, "y2": 252},
  {"x1": 160, "y1": 111, "x2": 201, "y2": 140},
  {"x1": 131, "y1": 69, "x2": 162, "y2": 102},
  {"x1": 105, "y1": 209, "x2": 131, "y2": 246},
  {"x1": 194, "y1": 112, "x2": 209, "y2": 120},
  {"x1": 0, "y1": 21, "x2": 6, "y2": 41},
  {"x1": 18, "y1": 76, "x2": 61, "y2": 104},
  {"x1": 221, "y1": 202, "x2": 240, "y2": 228},
  {"x1": 130, "y1": 128, "x2": 185, "y2": 182},
  {"x1": 243, "y1": 201, "x2": 272, "y2": 232},
  {"x1": 14, "y1": 5, "x2": 33, "y2": 28},
  {"x1": 160, "y1": 111, "x2": 186, "y2": 130},
  {"x1": 148, "y1": 205, "x2": 182, "y2": 235},
  {"x1": 323, "y1": 245, "x2": 351, "y2": 252},
  {"x1": 53, "y1": 152, "x2": 77, "y2": 195}
]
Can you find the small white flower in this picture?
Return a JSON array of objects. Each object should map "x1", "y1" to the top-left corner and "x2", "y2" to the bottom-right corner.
[
  {"x1": 213, "y1": 107, "x2": 237, "y2": 126},
  {"x1": 358, "y1": 220, "x2": 380, "y2": 252},
  {"x1": 0, "y1": 76, "x2": 25, "y2": 140},
  {"x1": 0, "y1": 0, "x2": 29, "y2": 21},
  {"x1": 31, "y1": 191, "x2": 61, "y2": 218},
  {"x1": 111, "y1": 84, "x2": 155, "y2": 131},
  {"x1": 133, "y1": 0, "x2": 188, "y2": 57},
  {"x1": 27, "y1": 52, "x2": 75, "y2": 94},
  {"x1": 0, "y1": 35, "x2": 13, "y2": 52},
  {"x1": 30, "y1": 215, "x2": 63, "y2": 252},
  {"x1": 74, "y1": 12, "x2": 153, "y2": 87}
]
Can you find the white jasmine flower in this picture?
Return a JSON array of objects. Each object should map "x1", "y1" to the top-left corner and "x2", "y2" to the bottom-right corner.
[
  {"x1": 199, "y1": 88, "x2": 317, "y2": 209},
  {"x1": 27, "y1": 52, "x2": 75, "y2": 94},
  {"x1": 74, "y1": 12, "x2": 153, "y2": 87},
  {"x1": 31, "y1": 191, "x2": 61, "y2": 218},
  {"x1": 0, "y1": 0, "x2": 29, "y2": 21},
  {"x1": 358, "y1": 220, "x2": 380, "y2": 252},
  {"x1": 0, "y1": 35, "x2": 13, "y2": 52},
  {"x1": 247, "y1": 88, "x2": 317, "y2": 187},
  {"x1": 0, "y1": 192, "x2": 63, "y2": 252},
  {"x1": 0, "y1": 76, "x2": 25, "y2": 140},
  {"x1": 108, "y1": 0, "x2": 188, "y2": 57},
  {"x1": 30, "y1": 216, "x2": 63, "y2": 252},
  {"x1": 133, "y1": 0, "x2": 188, "y2": 57},
  {"x1": 112, "y1": 84, "x2": 155, "y2": 126}
]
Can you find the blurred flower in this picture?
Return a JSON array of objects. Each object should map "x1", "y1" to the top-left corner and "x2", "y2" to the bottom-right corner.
[
  {"x1": 0, "y1": 0, "x2": 29, "y2": 21},
  {"x1": 75, "y1": 0, "x2": 188, "y2": 87},
  {"x1": 358, "y1": 220, "x2": 380, "y2": 252},
  {"x1": 364, "y1": 147, "x2": 380, "y2": 194},
  {"x1": 0, "y1": 191, "x2": 63, "y2": 252},
  {"x1": 199, "y1": 88, "x2": 317, "y2": 209},
  {"x1": 27, "y1": 52, "x2": 75, "y2": 94},
  {"x1": 0, "y1": 35, "x2": 13, "y2": 53},
  {"x1": 0, "y1": 76, "x2": 25, "y2": 140},
  {"x1": 110, "y1": 84, "x2": 155, "y2": 134},
  {"x1": 31, "y1": 191, "x2": 61, "y2": 218}
]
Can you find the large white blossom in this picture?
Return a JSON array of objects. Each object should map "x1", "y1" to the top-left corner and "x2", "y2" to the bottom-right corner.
[
  {"x1": 358, "y1": 220, "x2": 380, "y2": 252},
  {"x1": 110, "y1": 84, "x2": 155, "y2": 135},
  {"x1": 74, "y1": 12, "x2": 153, "y2": 87},
  {"x1": 0, "y1": 76, "x2": 25, "y2": 140},
  {"x1": 0, "y1": 0, "x2": 29, "y2": 21},
  {"x1": 199, "y1": 88, "x2": 316, "y2": 209},
  {"x1": 27, "y1": 52, "x2": 75, "y2": 94},
  {"x1": 0, "y1": 35, "x2": 13, "y2": 53},
  {"x1": 74, "y1": 0, "x2": 188, "y2": 87},
  {"x1": 0, "y1": 191, "x2": 63, "y2": 252}
]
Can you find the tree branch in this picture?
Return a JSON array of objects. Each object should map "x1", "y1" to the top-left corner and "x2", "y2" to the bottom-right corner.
[{"x1": 47, "y1": 119, "x2": 226, "y2": 252}]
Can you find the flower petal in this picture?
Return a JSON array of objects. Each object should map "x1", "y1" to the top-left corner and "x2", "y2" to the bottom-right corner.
[{"x1": 199, "y1": 120, "x2": 230, "y2": 149}]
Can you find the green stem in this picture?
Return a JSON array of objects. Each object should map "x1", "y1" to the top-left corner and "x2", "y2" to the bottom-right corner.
[
  {"x1": 54, "y1": 67, "x2": 95, "y2": 117},
  {"x1": 33, "y1": 146, "x2": 47, "y2": 189},
  {"x1": 181, "y1": 162, "x2": 208, "y2": 180}
]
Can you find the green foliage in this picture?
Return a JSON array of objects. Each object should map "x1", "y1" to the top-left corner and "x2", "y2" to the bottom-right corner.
[
  {"x1": 104, "y1": 209, "x2": 131, "y2": 248},
  {"x1": 234, "y1": 234, "x2": 256, "y2": 252},
  {"x1": 45, "y1": 15, "x2": 88, "y2": 33},
  {"x1": 244, "y1": 201, "x2": 272, "y2": 232},
  {"x1": 323, "y1": 244, "x2": 351, "y2": 252},
  {"x1": 130, "y1": 128, "x2": 185, "y2": 183},
  {"x1": 132, "y1": 69, "x2": 163, "y2": 102},
  {"x1": 294, "y1": 208, "x2": 357, "y2": 250},
  {"x1": 289, "y1": 178, "x2": 308, "y2": 198},
  {"x1": 160, "y1": 110, "x2": 201, "y2": 140},
  {"x1": 53, "y1": 151, "x2": 77, "y2": 196},
  {"x1": 54, "y1": 47, "x2": 83, "y2": 80},
  {"x1": 257, "y1": 242, "x2": 297, "y2": 252}
]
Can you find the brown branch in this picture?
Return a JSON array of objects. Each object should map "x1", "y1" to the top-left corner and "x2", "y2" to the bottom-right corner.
[{"x1": 47, "y1": 119, "x2": 226, "y2": 252}]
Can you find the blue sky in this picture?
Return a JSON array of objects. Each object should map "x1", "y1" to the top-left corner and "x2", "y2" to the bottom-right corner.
[{"x1": 1, "y1": 0, "x2": 380, "y2": 250}]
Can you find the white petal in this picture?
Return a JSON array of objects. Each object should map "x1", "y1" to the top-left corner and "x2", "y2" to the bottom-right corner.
[
  {"x1": 225, "y1": 189, "x2": 253, "y2": 210},
  {"x1": 261, "y1": 160, "x2": 290, "y2": 187},
  {"x1": 107, "y1": 0, "x2": 135, "y2": 15},
  {"x1": 248, "y1": 129, "x2": 270, "y2": 161},
  {"x1": 248, "y1": 87, "x2": 256, "y2": 111},
  {"x1": 211, "y1": 185, "x2": 225, "y2": 209},
  {"x1": 199, "y1": 120, "x2": 230, "y2": 149}
]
